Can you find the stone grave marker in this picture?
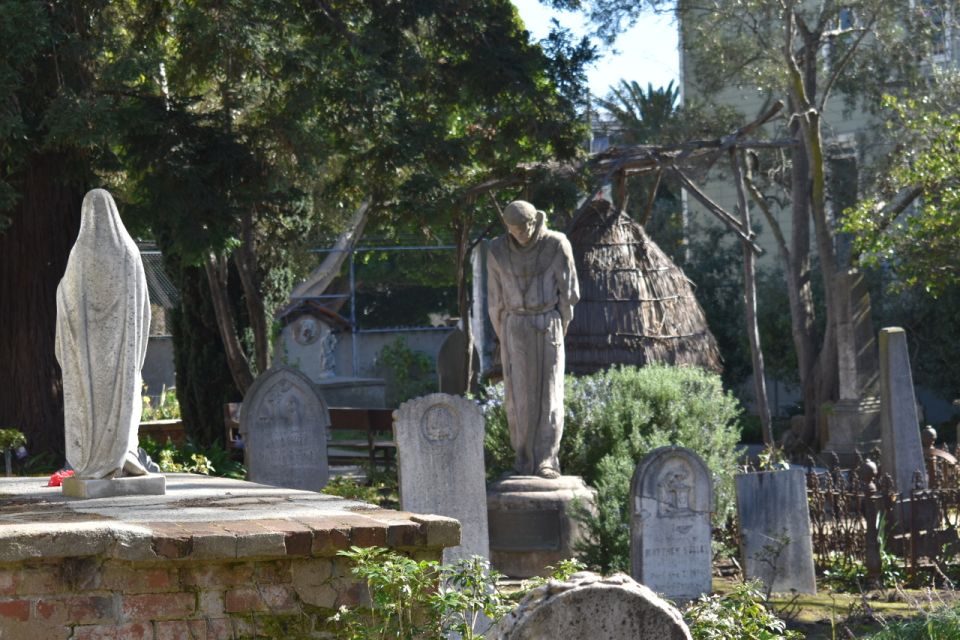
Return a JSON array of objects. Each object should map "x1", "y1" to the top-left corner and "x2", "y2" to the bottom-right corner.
[
  {"x1": 240, "y1": 366, "x2": 330, "y2": 492},
  {"x1": 630, "y1": 446, "x2": 712, "y2": 601},
  {"x1": 394, "y1": 393, "x2": 488, "y2": 563},
  {"x1": 436, "y1": 326, "x2": 481, "y2": 396},
  {"x1": 735, "y1": 468, "x2": 816, "y2": 594},
  {"x1": 489, "y1": 571, "x2": 692, "y2": 640},
  {"x1": 879, "y1": 327, "x2": 927, "y2": 495}
]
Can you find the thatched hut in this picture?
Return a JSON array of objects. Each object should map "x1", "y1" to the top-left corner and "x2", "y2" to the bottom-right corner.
[{"x1": 565, "y1": 199, "x2": 722, "y2": 375}]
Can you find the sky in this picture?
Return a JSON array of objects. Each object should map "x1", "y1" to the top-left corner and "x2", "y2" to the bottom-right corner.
[{"x1": 512, "y1": 0, "x2": 680, "y2": 99}]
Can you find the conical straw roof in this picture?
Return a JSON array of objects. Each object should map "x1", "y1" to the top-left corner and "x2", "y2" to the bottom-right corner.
[{"x1": 565, "y1": 199, "x2": 722, "y2": 375}]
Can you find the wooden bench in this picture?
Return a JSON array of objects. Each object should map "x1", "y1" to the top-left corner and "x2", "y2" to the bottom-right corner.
[
  {"x1": 224, "y1": 403, "x2": 396, "y2": 470},
  {"x1": 328, "y1": 407, "x2": 396, "y2": 470}
]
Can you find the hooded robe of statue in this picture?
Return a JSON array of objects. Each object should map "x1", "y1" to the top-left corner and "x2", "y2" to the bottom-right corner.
[
  {"x1": 56, "y1": 189, "x2": 150, "y2": 479},
  {"x1": 487, "y1": 205, "x2": 579, "y2": 476}
]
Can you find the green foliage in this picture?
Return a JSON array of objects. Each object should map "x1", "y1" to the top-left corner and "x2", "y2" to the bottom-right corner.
[
  {"x1": 140, "y1": 437, "x2": 245, "y2": 479},
  {"x1": 845, "y1": 91, "x2": 960, "y2": 296},
  {"x1": 331, "y1": 547, "x2": 511, "y2": 640},
  {"x1": 684, "y1": 580, "x2": 803, "y2": 640},
  {"x1": 380, "y1": 338, "x2": 436, "y2": 405},
  {"x1": 865, "y1": 601, "x2": 960, "y2": 639},
  {"x1": 510, "y1": 558, "x2": 586, "y2": 601},
  {"x1": 141, "y1": 386, "x2": 181, "y2": 422},
  {"x1": 482, "y1": 365, "x2": 742, "y2": 573},
  {"x1": 822, "y1": 513, "x2": 902, "y2": 592},
  {"x1": 322, "y1": 470, "x2": 399, "y2": 510},
  {"x1": 0, "y1": 429, "x2": 26, "y2": 451}
]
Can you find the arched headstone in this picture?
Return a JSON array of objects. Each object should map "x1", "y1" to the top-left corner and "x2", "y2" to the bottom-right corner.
[
  {"x1": 630, "y1": 446, "x2": 712, "y2": 601},
  {"x1": 240, "y1": 366, "x2": 330, "y2": 491},
  {"x1": 394, "y1": 393, "x2": 488, "y2": 563}
]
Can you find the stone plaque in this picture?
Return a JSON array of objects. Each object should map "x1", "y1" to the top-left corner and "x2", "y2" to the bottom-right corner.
[
  {"x1": 736, "y1": 468, "x2": 816, "y2": 594},
  {"x1": 488, "y1": 509, "x2": 561, "y2": 552},
  {"x1": 394, "y1": 393, "x2": 488, "y2": 563},
  {"x1": 630, "y1": 446, "x2": 712, "y2": 601},
  {"x1": 489, "y1": 572, "x2": 692, "y2": 640},
  {"x1": 240, "y1": 366, "x2": 330, "y2": 492}
]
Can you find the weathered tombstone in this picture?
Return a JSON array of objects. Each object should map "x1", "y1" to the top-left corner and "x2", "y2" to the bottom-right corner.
[
  {"x1": 394, "y1": 393, "x2": 488, "y2": 563},
  {"x1": 879, "y1": 327, "x2": 927, "y2": 495},
  {"x1": 489, "y1": 571, "x2": 692, "y2": 640},
  {"x1": 630, "y1": 446, "x2": 712, "y2": 601},
  {"x1": 735, "y1": 468, "x2": 816, "y2": 594},
  {"x1": 57, "y1": 189, "x2": 165, "y2": 499},
  {"x1": 436, "y1": 327, "x2": 481, "y2": 396},
  {"x1": 240, "y1": 366, "x2": 330, "y2": 491},
  {"x1": 823, "y1": 270, "x2": 881, "y2": 463}
]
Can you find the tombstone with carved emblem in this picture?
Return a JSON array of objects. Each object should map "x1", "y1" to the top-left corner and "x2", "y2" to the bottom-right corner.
[
  {"x1": 240, "y1": 366, "x2": 330, "y2": 491},
  {"x1": 630, "y1": 446, "x2": 713, "y2": 601}
]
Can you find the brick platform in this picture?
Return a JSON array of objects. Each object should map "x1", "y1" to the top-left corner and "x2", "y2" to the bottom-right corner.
[{"x1": 0, "y1": 474, "x2": 459, "y2": 639}]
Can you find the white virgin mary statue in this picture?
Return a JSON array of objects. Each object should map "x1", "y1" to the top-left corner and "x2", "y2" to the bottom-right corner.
[{"x1": 56, "y1": 189, "x2": 151, "y2": 479}]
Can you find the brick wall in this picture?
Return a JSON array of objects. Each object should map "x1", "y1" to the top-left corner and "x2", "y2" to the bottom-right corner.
[
  {"x1": 0, "y1": 511, "x2": 456, "y2": 639},
  {"x1": 0, "y1": 553, "x2": 446, "y2": 639}
]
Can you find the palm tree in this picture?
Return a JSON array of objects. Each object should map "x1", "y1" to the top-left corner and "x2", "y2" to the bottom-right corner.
[{"x1": 595, "y1": 80, "x2": 680, "y2": 145}]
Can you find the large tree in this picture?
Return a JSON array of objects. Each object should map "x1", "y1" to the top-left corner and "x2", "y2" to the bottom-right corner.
[
  {"x1": 0, "y1": 1, "x2": 124, "y2": 456},
  {"x1": 0, "y1": 1, "x2": 592, "y2": 452},
  {"x1": 553, "y1": 0, "x2": 956, "y2": 448}
]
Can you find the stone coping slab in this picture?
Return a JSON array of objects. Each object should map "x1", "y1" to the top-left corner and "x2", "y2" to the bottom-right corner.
[{"x1": 0, "y1": 473, "x2": 459, "y2": 563}]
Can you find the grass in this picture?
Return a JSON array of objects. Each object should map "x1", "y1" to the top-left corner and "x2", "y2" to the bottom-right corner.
[{"x1": 712, "y1": 577, "x2": 960, "y2": 638}]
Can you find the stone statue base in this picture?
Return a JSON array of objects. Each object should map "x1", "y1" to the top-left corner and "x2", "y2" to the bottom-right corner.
[
  {"x1": 487, "y1": 475, "x2": 595, "y2": 578},
  {"x1": 62, "y1": 474, "x2": 166, "y2": 499},
  {"x1": 821, "y1": 397, "x2": 881, "y2": 466}
]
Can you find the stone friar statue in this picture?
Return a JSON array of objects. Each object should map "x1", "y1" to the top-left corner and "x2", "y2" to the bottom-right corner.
[
  {"x1": 56, "y1": 189, "x2": 151, "y2": 479},
  {"x1": 488, "y1": 200, "x2": 579, "y2": 478}
]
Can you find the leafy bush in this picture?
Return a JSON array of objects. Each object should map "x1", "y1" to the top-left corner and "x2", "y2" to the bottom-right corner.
[
  {"x1": 380, "y1": 338, "x2": 436, "y2": 405},
  {"x1": 331, "y1": 547, "x2": 511, "y2": 640},
  {"x1": 141, "y1": 385, "x2": 181, "y2": 421},
  {"x1": 140, "y1": 437, "x2": 245, "y2": 479},
  {"x1": 684, "y1": 580, "x2": 802, "y2": 640},
  {"x1": 482, "y1": 365, "x2": 742, "y2": 572},
  {"x1": 322, "y1": 469, "x2": 399, "y2": 509}
]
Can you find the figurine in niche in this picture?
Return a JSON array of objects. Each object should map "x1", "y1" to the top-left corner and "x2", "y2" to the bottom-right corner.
[
  {"x1": 56, "y1": 189, "x2": 151, "y2": 479},
  {"x1": 487, "y1": 200, "x2": 579, "y2": 478}
]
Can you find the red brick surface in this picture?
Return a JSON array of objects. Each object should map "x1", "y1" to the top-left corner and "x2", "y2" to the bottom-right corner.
[
  {"x1": 122, "y1": 592, "x2": 196, "y2": 621},
  {"x1": 0, "y1": 598, "x2": 30, "y2": 622}
]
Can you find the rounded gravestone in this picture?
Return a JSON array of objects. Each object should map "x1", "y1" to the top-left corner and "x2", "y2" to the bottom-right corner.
[
  {"x1": 394, "y1": 393, "x2": 488, "y2": 564},
  {"x1": 240, "y1": 366, "x2": 330, "y2": 491},
  {"x1": 630, "y1": 446, "x2": 713, "y2": 601},
  {"x1": 490, "y1": 571, "x2": 692, "y2": 640}
]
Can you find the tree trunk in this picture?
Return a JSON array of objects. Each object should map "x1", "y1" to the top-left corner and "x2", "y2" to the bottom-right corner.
[
  {"x1": 454, "y1": 216, "x2": 474, "y2": 393},
  {"x1": 0, "y1": 151, "x2": 85, "y2": 458},
  {"x1": 729, "y1": 149, "x2": 773, "y2": 445},
  {"x1": 234, "y1": 209, "x2": 269, "y2": 375},
  {"x1": 162, "y1": 252, "x2": 241, "y2": 446},
  {"x1": 204, "y1": 252, "x2": 255, "y2": 394},
  {"x1": 289, "y1": 199, "x2": 372, "y2": 299}
]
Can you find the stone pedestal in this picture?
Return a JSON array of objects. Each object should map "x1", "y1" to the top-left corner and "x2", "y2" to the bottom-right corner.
[
  {"x1": 822, "y1": 397, "x2": 881, "y2": 466},
  {"x1": 487, "y1": 475, "x2": 595, "y2": 578},
  {"x1": 62, "y1": 474, "x2": 166, "y2": 499}
]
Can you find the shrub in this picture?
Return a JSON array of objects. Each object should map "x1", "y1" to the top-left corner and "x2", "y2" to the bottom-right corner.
[
  {"x1": 141, "y1": 385, "x2": 181, "y2": 421},
  {"x1": 684, "y1": 580, "x2": 802, "y2": 640},
  {"x1": 482, "y1": 364, "x2": 742, "y2": 573},
  {"x1": 865, "y1": 601, "x2": 960, "y2": 639},
  {"x1": 140, "y1": 437, "x2": 245, "y2": 479},
  {"x1": 331, "y1": 547, "x2": 511, "y2": 640}
]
